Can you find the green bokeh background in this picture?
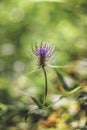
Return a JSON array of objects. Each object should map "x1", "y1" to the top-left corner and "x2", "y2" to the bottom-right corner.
[{"x1": 0, "y1": 0, "x2": 87, "y2": 130}]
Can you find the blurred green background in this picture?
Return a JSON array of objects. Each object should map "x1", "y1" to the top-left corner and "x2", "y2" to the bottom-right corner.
[{"x1": 0, "y1": 0, "x2": 87, "y2": 130}]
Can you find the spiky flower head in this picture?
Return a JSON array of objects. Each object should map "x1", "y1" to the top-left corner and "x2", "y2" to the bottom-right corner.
[{"x1": 32, "y1": 42, "x2": 55, "y2": 68}]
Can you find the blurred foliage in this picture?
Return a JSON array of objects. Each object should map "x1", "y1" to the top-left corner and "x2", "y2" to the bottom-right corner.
[{"x1": 0, "y1": 0, "x2": 87, "y2": 130}]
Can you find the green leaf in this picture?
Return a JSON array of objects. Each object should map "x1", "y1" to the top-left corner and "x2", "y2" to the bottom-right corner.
[
  {"x1": 25, "y1": 68, "x2": 39, "y2": 75},
  {"x1": 56, "y1": 70, "x2": 71, "y2": 91},
  {"x1": 46, "y1": 85, "x2": 82, "y2": 109},
  {"x1": 16, "y1": 89, "x2": 43, "y2": 109},
  {"x1": 64, "y1": 85, "x2": 82, "y2": 96},
  {"x1": 30, "y1": 96, "x2": 43, "y2": 109},
  {"x1": 55, "y1": 70, "x2": 78, "y2": 91},
  {"x1": 48, "y1": 64, "x2": 72, "y2": 68}
]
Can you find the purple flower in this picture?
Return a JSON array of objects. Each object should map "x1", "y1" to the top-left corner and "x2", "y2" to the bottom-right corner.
[{"x1": 32, "y1": 42, "x2": 55, "y2": 67}]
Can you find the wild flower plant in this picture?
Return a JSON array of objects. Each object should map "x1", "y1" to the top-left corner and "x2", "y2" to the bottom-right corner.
[
  {"x1": 32, "y1": 42, "x2": 55, "y2": 106},
  {"x1": 25, "y1": 41, "x2": 82, "y2": 121}
]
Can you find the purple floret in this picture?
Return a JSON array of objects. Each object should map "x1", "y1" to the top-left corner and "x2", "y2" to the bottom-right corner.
[
  {"x1": 37, "y1": 47, "x2": 49, "y2": 55},
  {"x1": 32, "y1": 42, "x2": 54, "y2": 67}
]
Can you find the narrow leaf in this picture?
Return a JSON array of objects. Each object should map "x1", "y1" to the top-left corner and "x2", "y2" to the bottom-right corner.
[
  {"x1": 64, "y1": 85, "x2": 82, "y2": 96},
  {"x1": 16, "y1": 89, "x2": 43, "y2": 109},
  {"x1": 46, "y1": 86, "x2": 82, "y2": 109},
  {"x1": 26, "y1": 68, "x2": 39, "y2": 75},
  {"x1": 30, "y1": 96, "x2": 43, "y2": 109},
  {"x1": 48, "y1": 64, "x2": 73, "y2": 68},
  {"x1": 56, "y1": 71, "x2": 71, "y2": 91}
]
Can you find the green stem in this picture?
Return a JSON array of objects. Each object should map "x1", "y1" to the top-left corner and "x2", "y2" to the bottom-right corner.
[{"x1": 42, "y1": 67, "x2": 48, "y2": 106}]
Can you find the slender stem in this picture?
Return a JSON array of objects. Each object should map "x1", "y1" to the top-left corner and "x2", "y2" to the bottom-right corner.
[{"x1": 42, "y1": 67, "x2": 48, "y2": 106}]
